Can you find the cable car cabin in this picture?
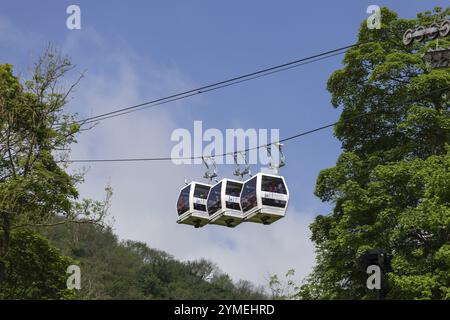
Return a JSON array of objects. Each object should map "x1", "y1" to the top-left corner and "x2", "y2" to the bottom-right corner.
[
  {"x1": 207, "y1": 179, "x2": 244, "y2": 228},
  {"x1": 240, "y1": 172, "x2": 289, "y2": 225},
  {"x1": 176, "y1": 182, "x2": 211, "y2": 228}
]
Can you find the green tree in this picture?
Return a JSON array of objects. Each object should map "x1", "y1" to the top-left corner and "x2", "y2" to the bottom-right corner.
[
  {"x1": 0, "y1": 46, "x2": 111, "y2": 295},
  {"x1": 269, "y1": 269, "x2": 299, "y2": 300},
  {"x1": 0, "y1": 228, "x2": 75, "y2": 299},
  {"x1": 42, "y1": 222, "x2": 267, "y2": 300},
  {"x1": 299, "y1": 7, "x2": 450, "y2": 299}
]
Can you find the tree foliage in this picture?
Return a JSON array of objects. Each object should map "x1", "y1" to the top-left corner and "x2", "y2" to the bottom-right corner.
[
  {"x1": 299, "y1": 7, "x2": 450, "y2": 299},
  {"x1": 0, "y1": 47, "x2": 110, "y2": 294},
  {"x1": 0, "y1": 228, "x2": 75, "y2": 299},
  {"x1": 41, "y1": 222, "x2": 267, "y2": 300},
  {"x1": 268, "y1": 269, "x2": 299, "y2": 300}
]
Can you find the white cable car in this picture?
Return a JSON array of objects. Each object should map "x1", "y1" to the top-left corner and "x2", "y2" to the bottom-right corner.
[
  {"x1": 176, "y1": 182, "x2": 211, "y2": 228},
  {"x1": 240, "y1": 172, "x2": 289, "y2": 225},
  {"x1": 207, "y1": 179, "x2": 244, "y2": 228},
  {"x1": 240, "y1": 143, "x2": 289, "y2": 225}
]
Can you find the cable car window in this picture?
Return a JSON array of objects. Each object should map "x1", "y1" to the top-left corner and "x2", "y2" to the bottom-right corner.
[
  {"x1": 177, "y1": 185, "x2": 191, "y2": 215},
  {"x1": 226, "y1": 181, "x2": 243, "y2": 196},
  {"x1": 226, "y1": 181, "x2": 242, "y2": 210},
  {"x1": 193, "y1": 203, "x2": 207, "y2": 211},
  {"x1": 207, "y1": 182, "x2": 222, "y2": 215},
  {"x1": 261, "y1": 176, "x2": 287, "y2": 194},
  {"x1": 241, "y1": 176, "x2": 257, "y2": 212},
  {"x1": 262, "y1": 198, "x2": 287, "y2": 208},
  {"x1": 194, "y1": 184, "x2": 210, "y2": 199},
  {"x1": 226, "y1": 201, "x2": 241, "y2": 210}
]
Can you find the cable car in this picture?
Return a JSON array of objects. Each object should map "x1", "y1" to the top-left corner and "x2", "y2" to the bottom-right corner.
[
  {"x1": 176, "y1": 182, "x2": 211, "y2": 228},
  {"x1": 240, "y1": 172, "x2": 289, "y2": 225},
  {"x1": 207, "y1": 179, "x2": 244, "y2": 228}
]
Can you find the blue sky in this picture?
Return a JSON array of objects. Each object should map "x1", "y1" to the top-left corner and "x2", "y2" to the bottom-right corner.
[{"x1": 1, "y1": 0, "x2": 448, "y2": 286}]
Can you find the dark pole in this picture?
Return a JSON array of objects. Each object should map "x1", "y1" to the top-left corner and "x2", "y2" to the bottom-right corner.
[
  {"x1": 361, "y1": 249, "x2": 392, "y2": 300},
  {"x1": 378, "y1": 272, "x2": 386, "y2": 300}
]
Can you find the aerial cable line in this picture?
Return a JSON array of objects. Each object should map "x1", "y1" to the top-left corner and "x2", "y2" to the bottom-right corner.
[
  {"x1": 82, "y1": 50, "x2": 348, "y2": 124},
  {"x1": 65, "y1": 121, "x2": 339, "y2": 163},
  {"x1": 77, "y1": 44, "x2": 359, "y2": 124},
  {"x1": 65, "y1": 85, "x2": 450, "y2": 163}
]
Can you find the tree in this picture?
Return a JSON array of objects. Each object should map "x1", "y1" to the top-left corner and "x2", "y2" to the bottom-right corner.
[
  {"x1": 299, "y1": 7, "x2": 450, "y2": 299},
  {"x1": 0, "y1": 228, "x2": 75, "y2": 299},
  {"x1": 41, "y1": 222, "x2": 267, "y2": 300},
  {"x1": 269, "y1": 269, "x2": 299, "y2": 300},
  {"x1": 0, "y1": 46, "x2": 111, "y2": 293}
]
